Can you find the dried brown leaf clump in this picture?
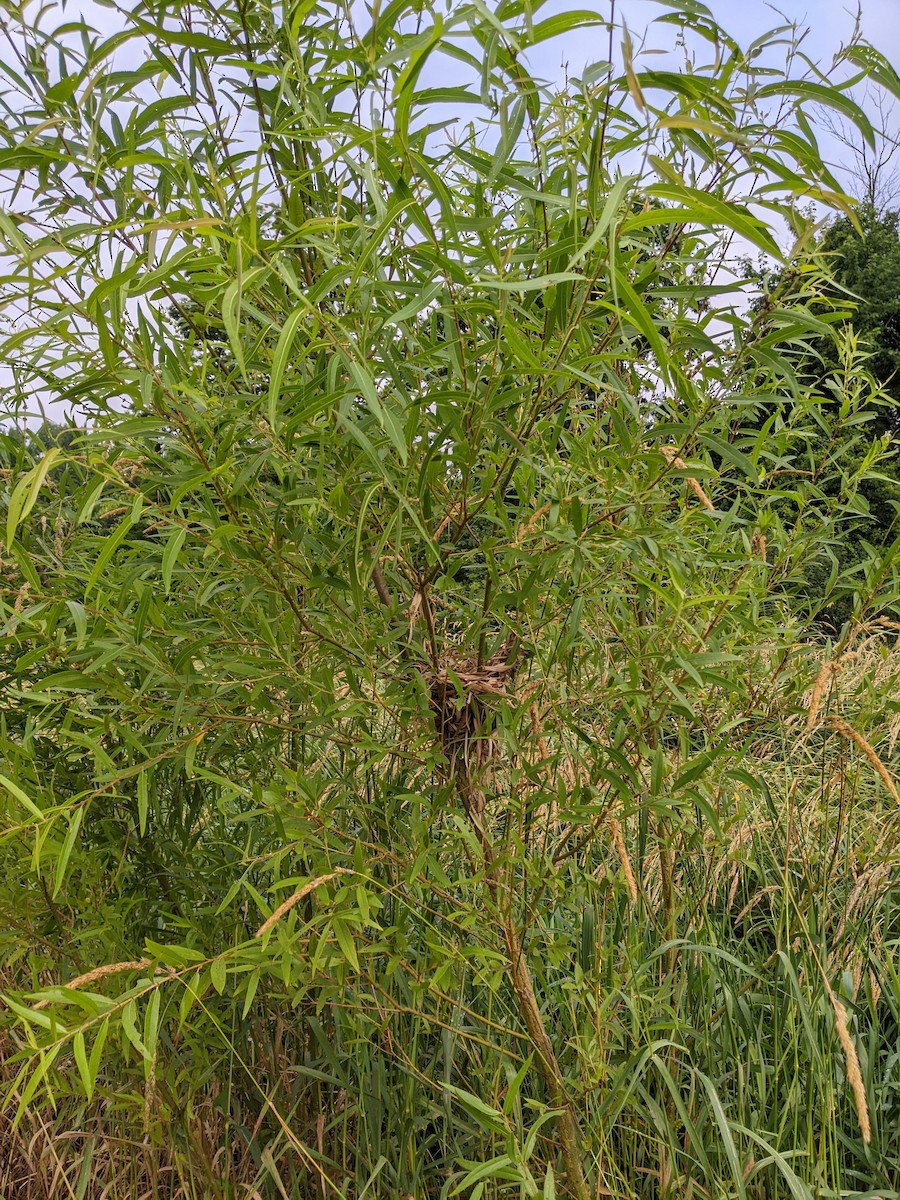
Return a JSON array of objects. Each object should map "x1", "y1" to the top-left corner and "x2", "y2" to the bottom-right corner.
[
  {"x1": 427, "y1": 643, "x2": 517, "y2": 763},
  {"x1": 426, "y1": 642, "x2": 518, "y2": 828}
]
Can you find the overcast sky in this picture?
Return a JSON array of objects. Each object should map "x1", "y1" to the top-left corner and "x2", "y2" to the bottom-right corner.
[
  {"x1": 517, "y1": 0, "x2": 899, "y2": 84},
  {"x1": 703, "y1": 0, "x2": 898, "y2": 63},
  {"x1": 65, "y1": 1, "x2": 900, "y2": 118}
]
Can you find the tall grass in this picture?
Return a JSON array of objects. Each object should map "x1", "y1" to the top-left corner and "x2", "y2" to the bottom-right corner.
[{"x1": 3, "y1": 638, "x2": 900, "y2": 1198}]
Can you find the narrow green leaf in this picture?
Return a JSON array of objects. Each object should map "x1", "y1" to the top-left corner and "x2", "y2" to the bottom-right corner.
[
  {"x1": 267, "y1": 305, "x2": 308, "y2": 426},
  {"x1": 85, "y1": 509, "x2": 136, "y2": 596},
  {"x1": 162, "y1": 525, "x2": 187, "y2": 595},
  {"x1": 332, "y1": 919, "x2": 359, "y2": 972},
  {"x1": 0, "y1": 774, "x2": 43, "y2": 820},
  {"x1": 73, "y1": 1032, "x2": 94, "y2": 1100},
  {"x1": 567, "y1": 174, "x2": 638, "y2": 269},
  {"x1": 137, "y1": 770, "x2": 149, "y2": 837},
  {"x1": 6, "y1": 449, "x2": 62, "y2": 549},
  {"x1": 756, "y1": 81, "x2": 876, "y2": 150},
  {"x1": 637, "y1": 186, "x2": 783, "y2": 259},
  {"x1": 53, "y1": 807, "x2": 84, "y2": 898},
  {"x1": 210, "y1": 956, "x2": 227, "y2": 995},
  {"x1": 394, "y1": 16, "x2": 444, "y2": 143},
  {"x1": 526, "y1": 10, "x2": 605, "y2": 45},
  {"x1": 121, "y1": 999, "x2": 150, "y2": 1059}
]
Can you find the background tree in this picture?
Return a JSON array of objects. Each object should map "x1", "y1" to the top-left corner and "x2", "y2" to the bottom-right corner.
[
  {"x1": 817, "y1": 204, "x2": 900, "y2": 426},
  {"x1": 820, "y1": 88, "x2": 900, "y2": 211},
  {"x1": 747, "y1": 203, "x2": 900, "y2": 624}
]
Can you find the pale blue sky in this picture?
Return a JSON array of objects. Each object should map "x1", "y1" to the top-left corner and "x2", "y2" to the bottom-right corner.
[
  {"x1": 704, "y1": 0, "x2": 897, "y2": 61},
  {"x1": 66, "y1": 1, "x2": 900, "y2": 117},
  {"x1": 514, "y1": 1, "x2": 899, "y2": 87},
  {"x1": 432, "y1": 0, "x2": 900, "y2": 210}
]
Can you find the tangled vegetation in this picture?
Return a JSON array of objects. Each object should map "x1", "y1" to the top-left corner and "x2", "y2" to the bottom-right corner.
[{"x1": 2, "y1": 1, "x2": 900, "y2": 1197}]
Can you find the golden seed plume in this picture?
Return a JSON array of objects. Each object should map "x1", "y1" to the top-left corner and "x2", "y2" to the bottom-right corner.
[
  {"x1": 34, "y1": 959, "x2": 153, "y2": 1008},
  {"x1": 660, "y1": 446, "x2": 714, "y2": 511},
  {"x1": 529, "y1": 702, "x2": 551, "y2": 768},
  {"x1": 869, "y1": 971, "x2": 882, "y2": 1010},
  {"x1": 829, "y1": 716, "x2": 900, "y2": 805},
  {"x1": 831, "y1": 996, "x2": 871, "y2": 1143},
  {"x1": 515, "y1": 503, "x2": 552, "y2": 545},
  {"x1": 805, "y1": 660, "x2": 834, "y2": 733},
  {"x1": 255, "y1": 869, "x2": 352, "y2": 938},
  {"x1": 609, "y1": 817, "x2": 638, "y2": 904}
]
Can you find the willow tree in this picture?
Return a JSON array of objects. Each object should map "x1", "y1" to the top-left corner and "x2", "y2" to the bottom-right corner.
[{"x1": 2, "y1": 3, "x2": 900, "y2": 1198}]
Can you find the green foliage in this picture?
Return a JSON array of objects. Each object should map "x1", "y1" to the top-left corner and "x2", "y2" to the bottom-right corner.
[
  {"x1": 1, "y1": 1, "x2": 900, "y2": 1197},
  {"x1": 749, "y1": 205, "x2": 900, "y2": 625},
  {"x1": 819, "y1": 206, "x2": 900, "y2": 420}
]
